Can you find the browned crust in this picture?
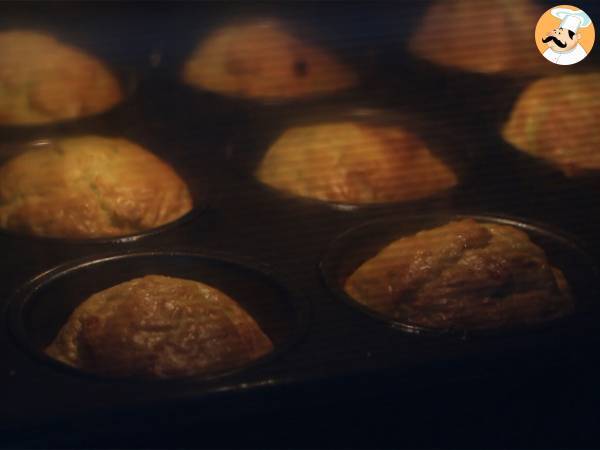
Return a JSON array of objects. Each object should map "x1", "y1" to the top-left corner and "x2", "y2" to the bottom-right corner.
[
  {"x1": 0, "y1": 136, "x2": 193, "y2": 238},
  {"x1": 408, "y1": 0, "x2": 551, "y2": 75},
  {"x1": 502, "y1": 74, "x2": 600, "y2": 176},
  {"x1": 46, "y1": 275, "x2": 273, "y2": 378},
  {"x1": 182, "y1": 19, "x2": 358, "y2": 99},
  {"x1": 344, "y1": 219, "x2": 574, "y2": 330},
  {"x1": 0, "y1": 30, "x2": 122, "y2": 125},
  {"x1": 256, "y1": 122, "x2": 457, "y2": 204}
]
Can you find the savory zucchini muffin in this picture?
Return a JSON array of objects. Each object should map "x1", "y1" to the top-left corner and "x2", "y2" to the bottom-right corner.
[
  {"x1": 182, "y1": 19, "x2": 358, "y2": 100},
  {"x1": 0, "y1": 30, "x2": 122, "y2": 125},
  {"x1": 344, "y1": 219, "x2": 573, "y2": 330},
  {"x1": 46, "y1": 275, "x2": 273, "y2": 379},
  {"x1": 0, "y1": 136, "x2": 193, "y2": 238},
  {"x1": 255, "y1": 122, "x2": 457, "y2": 204},
  {"x1": 502, "y1": 73, "x2": 600, "y2": 176},
  {"x1": 408, "y1": 0, "x2": 548, "y2": 75}
]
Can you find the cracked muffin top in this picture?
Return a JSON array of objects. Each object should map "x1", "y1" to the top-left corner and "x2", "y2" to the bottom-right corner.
[
  {"x1": 182, "y1": 19, "x2": 358, "y2": 100},
  {"x1": 0, "y1": 136, "x2": 193, "y2": 238},
  {"x1": 0, "y1": 30, "x2": 123, "y2": 125},
  {"x1": 344, "y1": 219, "x2": 573, "y2": 330},
  {"x1": 46, "y1": 275, "x2": 274, "y2": 379}
]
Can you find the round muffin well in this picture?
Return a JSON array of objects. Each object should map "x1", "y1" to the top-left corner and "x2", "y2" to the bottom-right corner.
[
  {"x1": 46, "y1": 274, "x2": 274, "y2": 379},
  {"x1": 0, "y1": 30, "x2": 123, "y2": 125},
  {"x1": 255, "y1": 120, "x2": 458, "y2": 205},
  {"x1": 9, "y1": 252, "x2": 306, "y2": 380},
  {"x1": 182, "y1": 18, "x2": 358, "y2": 101},
  {"x1": 320, "y1": 215, "x2": 597, "y2": 336},
  {"x1": 0, "y1": 136, "x2": 194, "y2": 239}
]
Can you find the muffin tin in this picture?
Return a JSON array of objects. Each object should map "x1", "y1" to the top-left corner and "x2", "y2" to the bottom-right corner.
[{"x1": 1, "y1": 1, "x2": 600, "y2": 440}]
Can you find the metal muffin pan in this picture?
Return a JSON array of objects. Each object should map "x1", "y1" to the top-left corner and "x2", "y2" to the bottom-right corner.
[
  {"x1": 320, "y1": 214, "x2": 600, "y2": 337},
  {"x1": 1, "y1": 2, "x2": 600, "y2": 440}
]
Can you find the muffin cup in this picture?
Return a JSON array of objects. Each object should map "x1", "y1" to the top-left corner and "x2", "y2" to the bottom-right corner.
[
  {"x1": 0, "y1": 136, "x2": 208, "y2": 244},
  {"x1": 485, "y1": 130, "x2": 600, "y2": 245},
  {"x1": 320, "y1": 214, "x2": 599, "y2": 338},
  {"x1": 374, "y1": 46, "x2": 600, "y2": 192},
  {"x1": 7, "y1": 251, "x2": 309, "y2": 382},
  {"x1": 225, "y1": 105, "x2": 474, "y2": 213},
  {"x1": 374, "y1": 39, "x2": 600, "y2": 128},
  {"x1": 141, "y1": 12, "x2": 376, "y2": 136},
  {"x1": 0, "y1": 67, "x2": 139, "y2": 143}
]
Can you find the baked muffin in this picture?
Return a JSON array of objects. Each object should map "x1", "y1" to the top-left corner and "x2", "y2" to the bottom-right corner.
[
  {"x1": 344, "y1": 219, "x2": 573, "y2": 330},
  {"x1": 255, "y1": 122, "x2": 457, "y2": 204},
  {"x1": 182, "y1": 19, "x2": 358, "y2": 100},
  {"x1": 0, "y1": 30, "x2": 122, "y2": 125},
  {"x1": 0, "y1": 136, "x2": 193, "y2": 238},
  {"x1": 502, "y1": 74, "x2": 600, "y2": 176},
  {"x1": 46, "y1": 275, "x2": 273, "y2": 378},
  {"x1": 408, "y1": 0, "x2": 548, "y2": 75}
]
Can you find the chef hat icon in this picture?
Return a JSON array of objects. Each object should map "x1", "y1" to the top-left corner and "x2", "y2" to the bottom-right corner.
[{"x1": 551, "y1": 7, "x2": 592, "y2": 33}]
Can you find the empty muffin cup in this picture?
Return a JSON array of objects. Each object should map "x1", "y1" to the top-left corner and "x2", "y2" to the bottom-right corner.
[
  {"x1": 320, "y1": 214, "x2": 599, "y2": 337},
  {"x1": 8, "y1": 251, "x2": 307, "y2": 380}
]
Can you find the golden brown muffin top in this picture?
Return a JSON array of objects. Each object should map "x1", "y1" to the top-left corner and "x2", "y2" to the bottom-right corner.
[
  {"x1": 345, "y1": 219, "x2": 573, "y2": 330},
  {"x1": 0, "y1": 136, "x2": 193, "y2": 239},
  {"x1": 408, "y1": 0, "x2": 550, "y2": 76},
  {"x1": 182, "y1": 19, "x2": 358, "y2": 100},
  {"x1": 255, "y1": 121, "x2": 457, "y2": 204},
  {"x1": 502, "y1": 73, "x2": 600, "y2": 176},
  {"x1": 0, "y1": 30, "x2": 122, "y2": 125},
  {"x1": 46, "y1": 275, "x2": 273, "y2": 379}
]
